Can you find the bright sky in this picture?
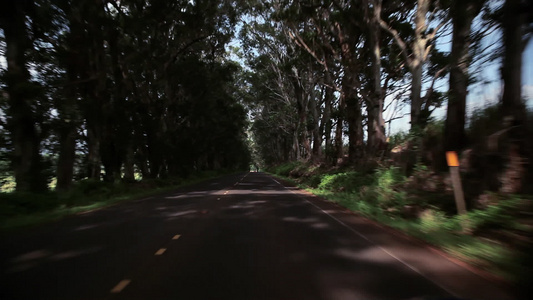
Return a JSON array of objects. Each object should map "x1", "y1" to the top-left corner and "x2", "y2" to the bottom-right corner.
[{"x1": 387, "y1": 33, "x2": 533, "y2": 135}]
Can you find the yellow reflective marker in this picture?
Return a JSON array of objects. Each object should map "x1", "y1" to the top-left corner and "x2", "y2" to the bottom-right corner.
[
  {"x1": 155, "y1": 248, "x2": 166, "y2": 255},
  {"x1": 446, "y1": 151, "x2": 459, "y2": 167},
  {"x1": 172, "y1": 235, "x2": 181, "y2": 240},
  {"x1": 446, "y1": 151, "x2": 467, "y2": 218},
  {"x1": 110, "y1": 280, "x2": 131, "y2": 293}
]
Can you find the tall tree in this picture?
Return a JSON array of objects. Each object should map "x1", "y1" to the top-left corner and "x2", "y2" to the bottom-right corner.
[
  {"x1": 0, "y1": 0, "x2": 47, "y2": 192},
  {"x1": 365, "y1": 0, "x2": 387, "y2": 152},
  {"x1": 377, "y1": 0, "x2": 448, "y2": 129},
  {"x1": 444, "y1": 0, "x2": 485, "y2": 152},
  {"x1": 498, "y1": 0, "x2": 532, "y2": 193},
  {"x1": 500, "y1": 0, "x2": 528, "y2": 123}
]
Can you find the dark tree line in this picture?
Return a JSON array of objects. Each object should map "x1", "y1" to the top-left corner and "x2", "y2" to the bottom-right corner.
[{"x1": 0, "y1": 0, "x2": 251, "y2": 192}]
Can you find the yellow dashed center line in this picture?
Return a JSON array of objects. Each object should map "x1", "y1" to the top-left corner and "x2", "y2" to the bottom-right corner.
[
  {"x1": 110, "y1": 279, "x2": 131, "y2": 293},
  {"x1": 172, "y1": 235, "x2": 181, "y2": 240},
  {"x1": 155, "y1": 248, "x2": 166, "y2": 255}
]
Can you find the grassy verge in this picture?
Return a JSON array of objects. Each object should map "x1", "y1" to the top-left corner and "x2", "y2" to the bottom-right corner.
[
  {"x1": 267, "y1": 161, "x2": 532, "y2": 289},
  {"x1": 0, "y1": 170, "x2": 238, "y2": 231}
]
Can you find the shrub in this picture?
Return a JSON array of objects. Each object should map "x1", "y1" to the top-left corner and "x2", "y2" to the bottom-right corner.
[
  {"x1": 466, "y1": 195, "x2": 522, "y2": 232},
  {"x1": 270, "y1": 161, "x2": 302, "y2": 176},
  {"x1": 420, "y1": 209, "x2": 450, "y2": 233},
  {"x1": 0, "y1": 192, "x2": 59, "y2": 217},
  {"x1": 305, "y1": 173, "x2": 323, "y2": 188},
  {"x1": 374, "y1": 167, "x2": 406, "y2": 207},
  {"x1": 318, "y1": 171, "x2": 373, "y2": 192}
]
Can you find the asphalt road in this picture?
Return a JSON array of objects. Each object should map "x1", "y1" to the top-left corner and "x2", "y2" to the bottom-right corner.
[{"x1": 0, "y1": 172, "x2": 517, "y2": 300}]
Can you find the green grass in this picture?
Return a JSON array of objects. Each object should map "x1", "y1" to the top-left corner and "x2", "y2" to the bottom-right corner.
[{"x1": 0, "y1": 170, "x2": 237, "y2": 231}]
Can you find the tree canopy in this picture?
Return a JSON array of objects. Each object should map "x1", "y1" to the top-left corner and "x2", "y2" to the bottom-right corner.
[{"x1": 0, "y1": 0, "x2": 531, "y2": 193}]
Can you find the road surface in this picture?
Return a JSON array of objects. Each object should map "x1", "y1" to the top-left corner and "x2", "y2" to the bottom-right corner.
[{"x1": 0, "y1": 172, "x2": 516, "y2": 299}]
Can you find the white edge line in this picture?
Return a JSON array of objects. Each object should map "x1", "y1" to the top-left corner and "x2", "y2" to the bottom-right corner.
[
  {"x1": 270, "y1": 176, "x2": 460, "y2": 298},
  {"x1": 110, "y1": 279, "x2": 131, "y2": 293},
  {"x1": 172, "y1": 235, "x2": 181, "y2": 240}
]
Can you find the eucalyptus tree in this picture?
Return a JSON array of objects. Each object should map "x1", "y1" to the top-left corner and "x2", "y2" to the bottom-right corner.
[
  {"x1": 278, "y1": 0, "x2": 368, "y2": 163},
  {"x1": 376, "y1": 0, "x2": 450, "y2": 129},
  {"x1": 444, "y1": 0, "x2": 485, "y2": 152},
  {"x1": 278, "y1": 0, "x2": 413, "y2": 162},
  {"x1": 500, "y1": 0, "x2": 531, "y2": 125},
  {"x1": 0, "y1": 0, "x2": 48, "y2": 192},
  {"x1": 112, "y1": 0, "x2": 248, "y2": 178},
  {"x1": 498, "y1": 0, "x2": 532, "y2": 192},
  {"x1": 1, "y1": 0, "x2": 252, "y2": 192},
  {"x1": 240, "y1": 14, "x2": 303, "y2": 163}
]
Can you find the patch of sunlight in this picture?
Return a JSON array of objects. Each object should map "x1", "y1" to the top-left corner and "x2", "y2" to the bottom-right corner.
[
  {"x1": 1, "y1": 176, "x2": 16, "y2": 192},
  {"x1": 48, "y1": 177, "x2": 57, "y2": 190},
  {"x1": 334, "y1": 247, "x2": 395, "y2": 264}
]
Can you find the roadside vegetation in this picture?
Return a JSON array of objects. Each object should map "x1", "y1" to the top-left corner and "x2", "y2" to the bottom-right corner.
[
  {"x1": 0, "y1": 170, "x2": 234, "y2": 230},
  {"x1": 267, "y1": 157, "x2": 532, "y2": 290}
]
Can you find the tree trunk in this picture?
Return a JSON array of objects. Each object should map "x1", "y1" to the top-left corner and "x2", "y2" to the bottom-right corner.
[
  {"x1": 310, "y1": 94, "x2": 322, "y2": 162},
  {"x1": 499, "y1": 0, "x2": 529, "y2": 193},
  {"x1": 56, "y1": 124, "x2": 77, "y2": 191},
  {"x1": 101, "y1": 135, "x2": 121, "y2": 182},
  {"x1": 55, "y1": 6, "x2": 84, "y2": 191},
  {"x1": 366, "y1": 1, "x2": 387, "y2": 152},
  {"x1": 123, "y1": 144, "x2": 136, "y2": 181},
  {"x1": 410, "y1": 63, "x2": 423, "y2": 129},
  {"x1": 292, "y1": 69, "x2": 310, "y2": 160},
  {"x1": 410, "y1": 0, "x2": 430, "y2": 129},
  {"x1": 501, "y1": 0, "x2": 526, "y2": 124},
  {"x1": 1, "y1": 0, "x2": 46, "y2": 192},
  {"x1": 334, "y1": 96, "x2": 345, "y2": 163},
  {"x1": 322, "y1": 72, "x2": 334, "y2": 163},
  {"x1": 148, "y1": 137, "x2": 162, "y2": 178},
  {"x1": 445, "y1": 0, "x2": 483, "y2": 152},
  {"x1": 87, "y1": 126, "x2": 101, "y2": 179},
  {"x1": 344, "y1": 72, "x2": 364, "y2": 163},
  {"x1": 293, "y1": 128, "x2": 301, "y2": 161},
  {"x1": 367, "y1": 101, "x2": 386, "y2": 151},
  {"x1": 83, "y1": 0, "x2": 108, "y2": 181}
]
